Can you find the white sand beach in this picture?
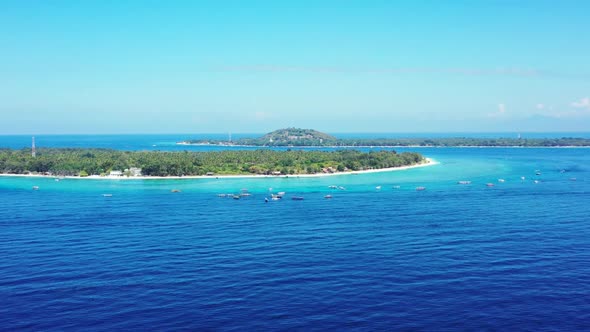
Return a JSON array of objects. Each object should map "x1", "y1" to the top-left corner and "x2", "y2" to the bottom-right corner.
[{"x1": 0, "y1": 159, "x2": 438, "y2": 180}]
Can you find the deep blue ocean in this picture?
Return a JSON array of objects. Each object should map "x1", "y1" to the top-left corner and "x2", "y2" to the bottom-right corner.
[{"x1": 1, "y1": 135, "x2": 589, "y2": 331}]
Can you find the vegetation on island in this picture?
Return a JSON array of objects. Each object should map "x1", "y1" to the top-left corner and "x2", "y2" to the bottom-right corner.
[
  {"x1": 181, "y1": 128, "x2": 590, "y2": 147},
  {"x1": 0, "y1": 148, "x2": 425, "y2": 177}
]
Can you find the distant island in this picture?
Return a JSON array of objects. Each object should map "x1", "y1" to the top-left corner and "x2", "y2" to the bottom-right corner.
[
  {"x1": 179, "y1": 128, "x2": 590, "y2": 147},
  {"x1": 0, "y1": 148, "x2": 426, "y2": 178}
]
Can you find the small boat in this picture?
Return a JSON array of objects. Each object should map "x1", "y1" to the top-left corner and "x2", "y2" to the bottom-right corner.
[
  {"x1": 271, "y1": 196, "x2": 281, "y2": 201},
  {"x1": 498, "y1": 179, "x2": 505, "y2": 183},
  {"x1": 32, "y1": 186, "x2": 39, "y2": 190},
  {"x1": 55, "y1": 178, "x2": 60, "y2": 182},
  {"x1": 457, "y1": 181, "x2": 471, "y2": 185},
  {"x1": 292, "y1": 196, "x2": 304, "y2": 201},
  {"x1": 102, "y1": 194, "x2": 113, "y2": 197},
  {"x1": 486, "y1": 183, "x2": 495, "y2": 187},
  {"x1": 328, "y1": 185, "x2": 337, "y2": 189},
  {"x1": 217, "y1": 194, "x2": 227, "y2": 197},
  {"x1": 338, "y1": 186, "x2": 346, "y2": 190},
  {"x1": 570, "y1": 177, "x2": 577, "y2": 181},
  {"x1": 376, "y1": 186, "x2": 382, "y2": 190},
  {"x1": 240, "y1": 193, "x2": 252, "y2": 197},
  {"x1": 171, "y1": 189, "x2": 181, "y2": 193},
  {"x1": 324, "y1": 195, "x2": 333, "y2": 199},
  {"x1": 521, "y1": 176, "x2": 526, "y2": 181},
  {"x1": 232, "y1": 195, "x2": 241, "y2": 200},
  {"x1": 277, "y1": 191, "x2": 286, "y2": 196},
  {"x1": 534, "y1": 180, "x2": 540, "y2": 184},
  {"x1": 392, "y1": 185, "x2": 401, "y2": 189},
  {"x1": 265, "y1": 198, "x2": 269, "y2": 203},
  {"x1": 416, "y1": 186, "x2": 426, "y2": 191}
]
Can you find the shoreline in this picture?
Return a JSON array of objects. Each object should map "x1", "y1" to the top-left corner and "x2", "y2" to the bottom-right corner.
[
  {"x1": 0, "y1": 159, "x2": 438, "y2": 181},
  {"x1": 176, "y1": 142, "x2": 590, "y2": 149}
]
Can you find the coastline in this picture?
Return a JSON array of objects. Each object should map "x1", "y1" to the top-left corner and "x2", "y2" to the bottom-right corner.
[
  {"x1": 176, "y1": 142, "x2": 590, "y2": 149},
  {"x1": 0, "y1": 158, "x2": 438, "y2": 181}
]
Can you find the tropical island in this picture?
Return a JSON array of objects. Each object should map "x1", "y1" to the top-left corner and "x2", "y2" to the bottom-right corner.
[
  {"x1": 179, "y1": 128, "x2": 590, "y2": 147},
  {"x1": 0, "y1": 148, "x2": 427, "y2": 178}
]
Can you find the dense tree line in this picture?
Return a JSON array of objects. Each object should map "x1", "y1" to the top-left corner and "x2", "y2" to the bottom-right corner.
[
  {"x1": 0, "y1": 148, "x2": 425, "y2": 177},
  {"x1": 333, "y1": 137, "x2": 590, "y2": 147},
  {"x1": 183, "y1": 128, "x2": 590, "y2": 147}
]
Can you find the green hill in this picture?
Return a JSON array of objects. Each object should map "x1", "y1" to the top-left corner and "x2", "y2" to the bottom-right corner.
[{"x1": 252, "y1": 128, "x2": 338, "y2": 146}]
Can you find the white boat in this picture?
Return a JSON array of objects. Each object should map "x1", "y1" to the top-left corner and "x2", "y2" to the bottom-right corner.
[
  {"x1": 457, "y1": 181, "x2": 471, "y2": 185},
  {"x1": 102, "y1": 194, "x2": 113, "y2": 197},
  {"x1": 533, "y1": 180, "x2": 540, "y2": 184},
  {"x1": 486, "y1": 183, "x2": 495, "y2": 187},
  {"x1": 416, "y1": 186, "x2": 426, "y2": 191},
  {"x1": 338, "y1": 186, "x2": 346, "y2": 190},
  {"x1": 376, "y1": 186, "x2": 382, "y2": 190},
  {"x1": 521, "y1": 176, "x2": 526, "y2": 180},
  {"x1": 392, "y1": 185, "x2": 401, "y2": 189},
  {"x1": 32, "y1": 186, "x2": 39, "y2": 190},
  {"x1": 498, "y1": 179, "x2": 505, "y2": 183},
  {"x1": 328, "y1": 185, "x2": 337, "y2": 189},
  {"x1": 324, "y1": 195, "x2": 333, "y2": 199}
]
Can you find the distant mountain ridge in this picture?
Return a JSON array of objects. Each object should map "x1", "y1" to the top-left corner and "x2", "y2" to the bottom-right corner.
[{"x1": 179, "y1": 128, "x2": 590, "y2": 147}]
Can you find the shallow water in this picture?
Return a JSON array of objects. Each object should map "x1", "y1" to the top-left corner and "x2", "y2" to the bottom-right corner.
[{"x1": 1, "y1": 144, "x2": 589, "y2": 330}]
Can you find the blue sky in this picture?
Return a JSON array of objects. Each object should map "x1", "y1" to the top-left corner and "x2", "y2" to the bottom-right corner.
[{"x1": 1, "y1": 0, "x2": 589, "y2": 134}]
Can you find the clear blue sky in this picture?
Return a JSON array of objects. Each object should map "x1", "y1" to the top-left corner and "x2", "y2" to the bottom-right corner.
[{"x1": 1, "y1": 0, "x2": 589, "y2": 134}]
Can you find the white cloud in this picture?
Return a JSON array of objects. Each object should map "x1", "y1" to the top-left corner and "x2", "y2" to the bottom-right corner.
[
  {"x1": 488, "y1": 103, "x2": 507, "y2": 118},
  {"x1": 571, "y1": 97, "x2": 590, "y2": 109},
  {"x1": 253, "y1": 111, "x2": 272, "y2": 121}
]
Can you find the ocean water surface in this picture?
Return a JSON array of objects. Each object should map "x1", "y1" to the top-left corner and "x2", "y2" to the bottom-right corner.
[{"x1": 1, "y1": 136, "x2": 589, "y2": 330}]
